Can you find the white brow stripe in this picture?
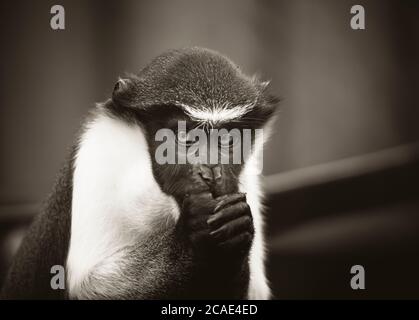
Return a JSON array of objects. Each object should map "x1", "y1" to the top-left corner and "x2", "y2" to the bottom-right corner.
[{"x1": 180, "y1": 102, "x2": 254, "y2": 123}]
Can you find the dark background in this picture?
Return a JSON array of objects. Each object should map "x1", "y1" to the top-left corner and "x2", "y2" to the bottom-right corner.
[{"x1": 0, "y1": 0, "x2": 418, "y2": 298}]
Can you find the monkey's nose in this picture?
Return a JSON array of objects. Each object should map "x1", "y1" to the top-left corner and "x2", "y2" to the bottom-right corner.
[
  {"x1": 198, "y1": 164, "x2": 213, "y2": 185},
  {"x1": 198, "y1": 164, "x2": 222, "y2": 185},
  {"x1": 212, "y1": 166, "x2": 222, "y2": 181}
]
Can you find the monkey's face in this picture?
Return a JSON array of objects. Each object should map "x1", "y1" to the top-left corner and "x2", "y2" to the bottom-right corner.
[
  {"x1": 141, "y1": 106, "x2": 260, "y2": 205},
  {"x1": 109, "y1": 48, "x2": 278, "y2": 207}
]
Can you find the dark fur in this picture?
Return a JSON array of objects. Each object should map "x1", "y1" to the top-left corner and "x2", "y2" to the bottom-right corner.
[
  {"x1": 112, "y1": 47, "x2": 276, "y2": 113},
  {"x1": 1, "y1": 150, "x2": 74, "y2": 299}
]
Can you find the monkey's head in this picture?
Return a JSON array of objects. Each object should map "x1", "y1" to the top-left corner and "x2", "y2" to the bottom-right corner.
[{"x1": 107, "y1": 47, "x2": 278, "y2": 205}]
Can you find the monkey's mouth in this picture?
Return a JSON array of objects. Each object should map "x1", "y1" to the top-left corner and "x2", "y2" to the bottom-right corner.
[
  {"x1": 210, "y1": 182, "x2": 238, "y2": 198},
  {"x1": 181, "y1": 173, "x2": 236, "y2": 199},
  {"x1": 205, "y1": 176, "x2": 238, "y2": 199},
  {"x1": 196, "y1": 165, "x2": 230, "y2": 196}
]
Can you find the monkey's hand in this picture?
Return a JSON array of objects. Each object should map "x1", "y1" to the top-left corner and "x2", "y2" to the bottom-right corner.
[
  {"x1": 208, "y1": 193, "x2": 254, "y2": 255},
  {"x1": 180, "y1": 192, "x2": 254, "y2": 256}
]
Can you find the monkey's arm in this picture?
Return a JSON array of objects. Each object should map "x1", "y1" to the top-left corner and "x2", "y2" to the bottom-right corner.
[
  {"x1": 70, "y1": 191, "x2": 254, "y2": 300},
  {"x1": 1, "y1": 161, "x2": 72, "y2": 300},
  {"x1": 69, "y1": 227, "x2": 192, "y2": 299}
]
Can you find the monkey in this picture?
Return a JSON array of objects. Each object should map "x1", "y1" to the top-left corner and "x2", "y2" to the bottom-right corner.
[{"x1": 1, "y1": 47, "x2": 278, "y2": 300}]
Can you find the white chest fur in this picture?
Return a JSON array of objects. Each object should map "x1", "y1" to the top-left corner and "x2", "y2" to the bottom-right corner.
[{"x1": 66, "y1": 113, "x2": 180, "y2": 296}]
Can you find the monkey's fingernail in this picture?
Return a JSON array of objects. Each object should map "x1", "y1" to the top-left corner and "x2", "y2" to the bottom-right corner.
[
  {"x1": 207, "y1": 216, "x2": 217, "y2": 226},
  {"x1": 210, "y1": 225, "x2": 227, "y2": 238},
  {"x1": 209, "y1": 230, "x2": 220, "y2": 238},
  {"x1": 213, "y1": 193, "x2": 246, "y2": 213},
  {"x1": 213, "y1": 202, "x2": 228, "y2": 213}
]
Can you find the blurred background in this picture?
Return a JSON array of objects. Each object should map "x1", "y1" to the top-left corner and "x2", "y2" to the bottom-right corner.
[{"x1": 0, "y1": 0, "x2": 418, "y2": 298}]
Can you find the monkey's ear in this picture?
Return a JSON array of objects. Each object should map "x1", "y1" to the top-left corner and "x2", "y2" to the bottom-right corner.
[
  {"x1": 113, "y1": 78, "x2": 131, "y2": 96},
  {"x1": 112, "y1": 77, "x2": 137, "y2": 107},
  {"x1": 255, "y1": 79, "x2": 280, "y2": 109}
]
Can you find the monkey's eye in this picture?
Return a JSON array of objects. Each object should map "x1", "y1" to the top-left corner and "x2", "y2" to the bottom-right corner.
[
  {"x1": 176, "y1": 131, "x2": 196, "y2": 147},
  {"x1": 219, "y1": 133, "x2": 236, "y2": 147}
]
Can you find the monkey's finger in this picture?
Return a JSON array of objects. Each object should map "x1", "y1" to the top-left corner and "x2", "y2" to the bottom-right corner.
[
  {"x1": 183, "y1": 191, "x2": 212, "y2": 203},
  {"x1": 188, "y1": 231, "x2": 216, "y2": 251},
  {"x1": 218, "y1": 232, "x2": 253, "y2": 252},
  {"x1": 207, "y1": 201, "x2": 250, "y2": 229},
  {"x1": 182, "y1": 191, "x2": 213, "y2": 206},
  {"x1": 209, "y1": 215, "x2": 253, "y2": 242},
  {"x1": 187, "y1": 215, "x2": 212, "y2": 231},
  {"x1": 182, "y1": 191, "x2": 215, "y2": 216},
  {"x1": 213, "y1": 193, "x2": 246, "y2": 213}
]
